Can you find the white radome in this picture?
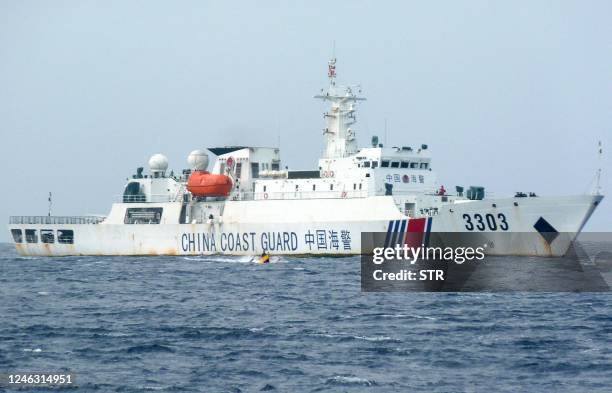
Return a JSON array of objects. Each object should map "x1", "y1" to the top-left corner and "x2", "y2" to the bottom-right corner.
[
  {"x1": 148, "y1": 153, "x2": 169, "y2": 172},
  {"x1": 187, "y1": 149, "x2": 209, "y2": 171}
]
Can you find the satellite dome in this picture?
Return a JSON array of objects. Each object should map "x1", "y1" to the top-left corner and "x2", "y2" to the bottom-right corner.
[
  {"x1": 148, "y1": 153, "x2": 169, "y2": 173},
  {"x1": 187, "y1": 149, "x2": 209, "y2": 171}
]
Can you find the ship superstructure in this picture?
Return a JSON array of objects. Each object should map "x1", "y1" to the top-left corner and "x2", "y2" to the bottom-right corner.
[{"x1": 8, "y1": 59, "x2": 603, "y2": 256}]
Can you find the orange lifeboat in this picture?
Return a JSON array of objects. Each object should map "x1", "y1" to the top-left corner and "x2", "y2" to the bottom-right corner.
[{"x1": 187, "y1": 171, "x2": 232, "y2": 197}]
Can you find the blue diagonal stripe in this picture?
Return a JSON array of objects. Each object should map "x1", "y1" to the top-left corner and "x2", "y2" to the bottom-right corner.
[
  {"x1": 424, "y1": 218, "x2": 433, "y2": 247},
  {"x1": 383, "y1": 220, "x2": 393, "y2": 248},
  {"x1": 398, "y1": 219, "x2": 407, "y2": 246},
  {"x1": 389, "y1": 220, "x2": 400, "y2": 246}
]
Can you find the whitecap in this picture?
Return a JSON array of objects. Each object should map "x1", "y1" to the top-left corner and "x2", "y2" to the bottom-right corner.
[
  {"x1": 379, "y1": 313, "x2": 437, "y2": 320},
  {"x1": 37, "y1": 291, "x2": 49, "y2": 296},
  {"x1": 327, "y1": 375, "x2": 376, "y2": 386},
  {"x1": 106, "y1": 332, "x2": 129, "y2": 337},
  {"x1": 353, "y1": 335, "x2": 396, "y2": 342}
]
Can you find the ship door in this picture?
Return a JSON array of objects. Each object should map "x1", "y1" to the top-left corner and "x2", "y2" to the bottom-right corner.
[{"x1": 405, "y1": 203, "x2": 416, "y2": 217}]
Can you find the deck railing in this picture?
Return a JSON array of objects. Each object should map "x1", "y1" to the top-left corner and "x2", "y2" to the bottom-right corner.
[
  {"x1": 234, "y1": 190, "x2": 371, "y2": 201},
  {"x1": 9, "y1": 216, "x2": 105, "y2": 225}
]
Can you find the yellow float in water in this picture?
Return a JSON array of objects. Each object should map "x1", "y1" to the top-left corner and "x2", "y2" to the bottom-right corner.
[{"x1": 259, "y1": 252, "x2": 270, "y2": 264}]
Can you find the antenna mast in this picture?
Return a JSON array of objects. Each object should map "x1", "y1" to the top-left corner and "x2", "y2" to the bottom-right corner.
[
  {"x1": 48, "y1": 192, "x2": 52, "y2": 216},
  {"x1": 315, "y1": 54, "x2": 366, "y2": 158}
]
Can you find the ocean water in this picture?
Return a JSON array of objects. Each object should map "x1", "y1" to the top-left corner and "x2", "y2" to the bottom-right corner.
[{"x1": 1, "y1": 243, "x2": 611, "y2": 392}]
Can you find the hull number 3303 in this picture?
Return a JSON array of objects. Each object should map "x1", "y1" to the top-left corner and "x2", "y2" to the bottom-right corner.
[{"x1": 462, "y1": 213, "x2": 509, "y2": 231}]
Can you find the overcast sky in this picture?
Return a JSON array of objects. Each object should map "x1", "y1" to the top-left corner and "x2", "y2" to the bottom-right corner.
[{"x1": 1, "y1": 0, "x2": 610, "y2": 241}]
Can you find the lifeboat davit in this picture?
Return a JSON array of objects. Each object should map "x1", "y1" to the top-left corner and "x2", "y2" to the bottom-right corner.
[{"x1": 187, "y1": 171, "x2": 232, "y2": 197}]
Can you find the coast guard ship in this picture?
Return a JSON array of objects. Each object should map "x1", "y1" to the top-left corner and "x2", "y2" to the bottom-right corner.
[{"x1": 8, "y1": 59, "x2": 603, "y2": 256}]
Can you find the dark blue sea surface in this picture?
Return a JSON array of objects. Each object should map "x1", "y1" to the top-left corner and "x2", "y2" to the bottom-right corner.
[{"x1": 1, "y1": 243, "x2": 611, "y2": 392}]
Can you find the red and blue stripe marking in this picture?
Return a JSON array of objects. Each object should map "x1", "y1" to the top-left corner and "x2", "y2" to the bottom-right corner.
[{"x1": 384, "y1": 217, "x2": 432, "y2": 248}]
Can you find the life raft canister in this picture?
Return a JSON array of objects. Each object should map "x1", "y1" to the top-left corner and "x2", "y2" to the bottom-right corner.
[{"x1": 187, "y1": 171, "x2": 233, "y2": 197}]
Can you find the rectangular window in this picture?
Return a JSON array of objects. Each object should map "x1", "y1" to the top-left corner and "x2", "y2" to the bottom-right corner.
[
  {"x1": 41, "y1": 229, "x2": 55, "y2": 244},
  {"x1": 391, "y1": 161, "x2": 400, "y2": 168},
  {"x1": 420, "y1": 163, "x2": 428, "y2": 169},
  {"x1": 251, "y1": 162, "x2": 259, "y2": 178},
  {"x1": 11, "y1": 229, "x2": 23, "y2": 243},
  {"x1": 330, "y1": 184, "x2": 333, "y2": 191},
  {"x1": 363, "y1": 161, "x2": 370, "y2": 168},
  {"x1": 219, "y1": 162, "x2": 226, "y2": 175},
  {"x1": 271, "y1": 162, "x2": 280, "y2": 171},
  {"x1": 372, "y1": 161, "x2": 378, "y2": 168},
  {"x1": 235, "y1": 162, "x2": 242, "y2": 179},
  {"x1": 400, "y1": 161, "x2": 409, "y2": 168},
  {"x1": 410, "y1": 162, "x2": 418, "y2": 168},
  {"x1": 25, "y1": 229, "x2": 38, "y2": 243},
  {"x1": 381, "y1": 160, "x2": 390, "y2": 168},
  {"x1": 124, "y1": 207, "x2": 163, "y2": 224},
  {"x1": 312, "y1": 184, "x2": 316, "y2": 191},
  {"x1": 58, "y1": 230, "x2": 74, "y2": 244}
]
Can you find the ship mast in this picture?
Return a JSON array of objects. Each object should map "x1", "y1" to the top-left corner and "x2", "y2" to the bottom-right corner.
[{"x1": 315, "y1": 57, "x2": 366, "y2": 158}]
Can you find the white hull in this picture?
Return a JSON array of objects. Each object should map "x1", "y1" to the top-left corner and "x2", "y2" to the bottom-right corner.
[{"x1": 8, "y1": 194, "x2": 602, "y2": 257}]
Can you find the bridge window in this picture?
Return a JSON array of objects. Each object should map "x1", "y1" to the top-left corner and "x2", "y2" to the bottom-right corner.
[
  {"x1": 41, "y1": 229, "x2": 55, "y2": 244},
  {"x1": 400, "y1": 161, "x2": 409, "y2": 168},
  {"x1": 123, "y1": 181, "x2": 145, "y2": 203},
  {"x1": 381, "y1": 160, "x2": 390, "y2": 168},
  {"x1": 235, "y1": 163, "x2": 242, "y2": 179},
  {"x1": 58, "y1": 230, "x2": 74, "y2": 244},
  {"x1": 420, "y1": 163, "x2": 428, "y2": 169},
  {"x1": 410, "y1": 162, "x2": 418, "y2": 168},
  {"x1": 271, "y1": 162, "x2": 280, "y2": 171},
  {"x1": 11, "y1": 229, "x2": 23, "y2": 243},
  {"x1": 372, "y1": 161, "x2": 378, "y2": 168},
  {"x1": 25, "y1": 229, "x2": 38, "y2": 243},
  {"x1": 391, "y1": 161, "x2": 400, "y2": 168},
  {"x1": 251, "y1": 162, "x2": 259, "y2": 178},
  {"x1": 363, "y1": 161, "x2": 370, "y2": 168},
  {"x1": 125, "y1": 207, "x2": 163, "y2": 224}
]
